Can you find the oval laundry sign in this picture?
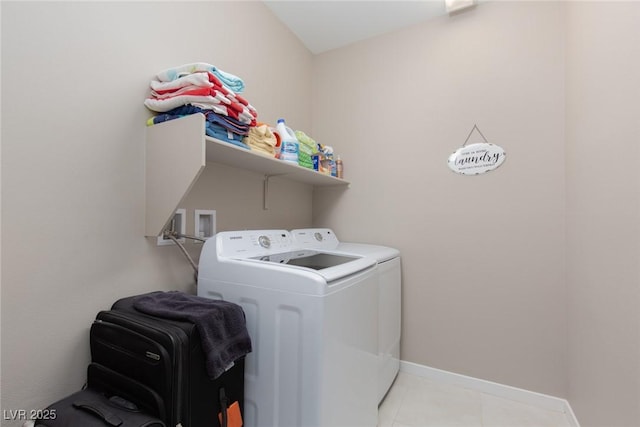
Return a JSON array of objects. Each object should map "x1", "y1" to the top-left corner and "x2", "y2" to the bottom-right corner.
[{"x1": 447, "y1": 142, "x2": 506, "y2": 175}]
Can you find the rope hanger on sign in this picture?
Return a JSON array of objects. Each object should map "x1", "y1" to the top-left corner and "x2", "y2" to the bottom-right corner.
[{"x1": 462, "y1": 124, "x2": 489, "y2": 147}]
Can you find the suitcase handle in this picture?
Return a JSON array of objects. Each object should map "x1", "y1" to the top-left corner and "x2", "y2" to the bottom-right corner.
[
  {"x1": 72, "y1": 400, "x2": 123, "y2": 426},
  {"x1": 219, "y1": 388, "x2": 228, "y2": 427}
]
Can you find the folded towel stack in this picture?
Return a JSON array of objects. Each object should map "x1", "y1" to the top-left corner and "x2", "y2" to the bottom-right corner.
[
  {"x1": 145, "y1": 62, "x2": 258, "y2": 149},
  {"x1": 294, "y1": 130, "x2": 318, "y2": 169},
  {"x1": 244, "y1": 123, "x2": 279, "y2": 157}
]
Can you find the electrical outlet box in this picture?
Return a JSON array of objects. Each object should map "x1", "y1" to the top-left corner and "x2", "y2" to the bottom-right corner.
[
  {"x1": 157, "y1": 208, "x2": 186, "y2": 246},
  {"x1": 194, "y1": 210, "x2": 216, "y2": 243}
]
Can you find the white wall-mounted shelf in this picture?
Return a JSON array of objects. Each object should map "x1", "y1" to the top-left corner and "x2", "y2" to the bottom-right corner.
[{"x1": 145, "y1": 113, "x2": 349, "y2": 237}]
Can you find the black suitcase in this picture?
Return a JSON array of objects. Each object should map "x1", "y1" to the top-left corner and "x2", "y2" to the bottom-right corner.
[
  {"x1": 87, "y1": 362, "x2": 166, "y2": 421},
  {"x1": 34, "y1": 387, "x2": 166, "y2": 427},
  {"x1": 35, "y1": 364, "x2": 166, "y2": 427},
  {"x1": 91, "y1": 293, "x2": 246, "y2": 427}
]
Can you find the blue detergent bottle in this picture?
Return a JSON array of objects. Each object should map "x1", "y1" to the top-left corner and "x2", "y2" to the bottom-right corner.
[{"x1": 276, "y1": 119, "x2": 299, "y2": 164}]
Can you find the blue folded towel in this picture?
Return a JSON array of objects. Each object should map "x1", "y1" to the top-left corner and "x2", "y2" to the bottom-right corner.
[
  {"x1": 205, "y1": 123, "x2": 250, "y2": 149},
  {"x1": 133, "y1": 291, "x2": 252, "y2": 379},
  {"x1": 212, "y1": 69, "x2": 245, "y2": 94}
]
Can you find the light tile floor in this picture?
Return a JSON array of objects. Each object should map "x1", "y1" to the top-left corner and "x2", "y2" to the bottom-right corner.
[{"x1": 379, "y1": 372, "x2": 574, "y2": 427}]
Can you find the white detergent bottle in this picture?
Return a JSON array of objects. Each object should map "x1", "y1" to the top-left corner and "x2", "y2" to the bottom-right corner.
[{"x1": 276, "y1": 118, "x2": 299, "y2": 164}]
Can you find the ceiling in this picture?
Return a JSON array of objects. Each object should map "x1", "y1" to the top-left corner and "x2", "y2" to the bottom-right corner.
[{"x1": 263, "y1": 1, "x2": 453, "y2": 54}]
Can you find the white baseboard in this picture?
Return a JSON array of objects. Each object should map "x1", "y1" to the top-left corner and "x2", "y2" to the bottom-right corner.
[{"x1": 400, "y1": 361, "x2": 580, "y2": 427}]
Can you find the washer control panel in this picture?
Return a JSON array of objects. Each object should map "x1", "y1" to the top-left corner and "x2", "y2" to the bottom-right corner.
[
  {"x1": 290, "y1": 228, "x2": 340, "y2": 249},
  {"x1": 217, "y1": 230, "x2": 294, "y2": 258}
]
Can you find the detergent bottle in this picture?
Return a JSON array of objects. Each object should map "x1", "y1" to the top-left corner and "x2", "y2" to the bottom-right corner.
[{"x1": 276, "y1": 119, "x2": 299, "y2": 164}]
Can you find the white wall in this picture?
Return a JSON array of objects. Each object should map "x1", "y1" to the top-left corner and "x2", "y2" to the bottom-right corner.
[
  {"x1": 1, "y1": 2, "x2": 312, "y2": 424},
  {"x1": 313, "y1": 1, "x2": 568, "y2": 397},
  {"x1": 565, "y1": 2, "x2": 640, "y2": 426}
]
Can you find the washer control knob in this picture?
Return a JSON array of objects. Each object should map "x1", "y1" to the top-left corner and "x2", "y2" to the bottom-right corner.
[
  {"x1": 258, "y1": 235, "x2": 271, "y2": 248},
  {"x1": 314, "y1": 232, "x2": 323, "y2": 242}
]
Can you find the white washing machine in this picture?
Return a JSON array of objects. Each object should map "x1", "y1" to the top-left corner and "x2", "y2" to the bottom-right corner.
[
  {"x1": 291, "y1": 228, "x2": 401, "y2": 404},
  {"x1": 197, "y1": 230, "x2": 379, "y2": 427}
]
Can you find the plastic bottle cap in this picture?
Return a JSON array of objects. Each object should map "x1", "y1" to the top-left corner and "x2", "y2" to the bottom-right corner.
[{"x1": 277, "y1": 119, "x2": 285, "y2": 123}]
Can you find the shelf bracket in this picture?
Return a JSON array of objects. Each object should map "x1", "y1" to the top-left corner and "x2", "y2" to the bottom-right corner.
[{"x1": 263, "y1": 174, "x2": 269, "y2": 210}]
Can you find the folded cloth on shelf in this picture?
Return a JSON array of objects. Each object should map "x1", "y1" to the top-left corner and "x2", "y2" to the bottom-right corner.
[
  {"x1": 206, "y1": 122, "x2": 250, "y2": 150},
  {"x1": 146, "y1": 105, "x2": 251, "y2": 143},
  {"x1": 147, "y1": 114, "x2": 179, "y2": 126},
  {"x1": 145, "y1": 72, "x2": 257, "y2": 125},
  {"x1": 151, "y1": 72, "x2": 253, "y2": 108},
  {"x1": 295, "y1": 130, "x2": 318, "y2": 168},
  {"x1": 205, "y1": 109, "x2": 250, "y2": 136},
  {"x1": 145, "y1": 95, "x2": 256, "y2": 125},
  {"x1": 150, "y1": 72, "x2": 213, "y2": 92},
  {"x1": 243, "y1": 124, "x2": 278, "y2": 157},
  {"x1": 298, "y1": 152, "x2": 314, "y2": 169},
  {"x1": 133, "y1": 291, "x2": 252, "y2": 380},
  {"x1": 150, "y1": 87, "x2": 235, "y2": 111},
  {"x1": 155, "y1": 62, "x2": 245, "y2": 93},
  {"x1": 150, "y1": 85, "x2": 218, "y2": 100},
  {"x1": 294, "y1": 130, "x2": 318, "y2": 154}
]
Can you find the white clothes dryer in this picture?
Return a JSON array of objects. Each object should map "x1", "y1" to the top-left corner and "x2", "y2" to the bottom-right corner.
[
  {"x1": 291, "y1": 228, "x2": 401, "y2": 404},
  {"x1": 197, "y1": 230, "x2": 379, "y2": 427}
]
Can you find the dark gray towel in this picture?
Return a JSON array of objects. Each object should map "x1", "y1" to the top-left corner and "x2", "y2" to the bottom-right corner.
[{"x1": 133, "y1": 291, "x2": 252, "y2": 380}]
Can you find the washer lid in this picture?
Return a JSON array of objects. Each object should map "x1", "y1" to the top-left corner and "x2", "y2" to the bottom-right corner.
[
  {"x1": 336, "y1": 243, "x2": 400, "y2": 263},
  {"x1": 251, "y1": 250, "x2": 358, "y2": 269},
  {"x1": 249, "y1": 249, "x2": 376, "y2": 283}
]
